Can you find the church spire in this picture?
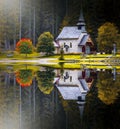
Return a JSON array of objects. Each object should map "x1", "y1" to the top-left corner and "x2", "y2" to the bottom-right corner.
[{"x1": 77, "y1": 0, "x2": 86, "y2": 32}]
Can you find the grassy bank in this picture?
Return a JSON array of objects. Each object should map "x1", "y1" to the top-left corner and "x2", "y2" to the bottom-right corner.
[
  {"x1": 0, "y1": 51, "x2": 40, "y2": 59},
  {"x1": 0, "y1": 62, "x2": 120, "y2": 72},
  {"x1": 0, "y1": 52, "x2": 120, "y2": 65},
  {"x1": 1, "y1": 51, "x2": 120, "y2": 59}
]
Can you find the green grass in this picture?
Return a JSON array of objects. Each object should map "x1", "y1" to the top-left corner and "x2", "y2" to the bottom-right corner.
[
  {"x1": 0, "y1": 51, "x2": 120, "y2": 59},
  {"x1": 40, "y1": 63, "x2": 120, "y2": 70},
  {"x1": 50, "y1": 54, "x2": 81, "y2": 59},
  {"x1": 0, "y1": 51, "x2": 119, "y2": 73},
  {"x1": 0, "y1": 51, "x2": 40, "y2": 59},
  {"x1": 0, "y1": 60, "x2": 120, "y2": 73},
  {"x1": 49, "y1": 53, "x2": 120, "y2": 59},
  {"x1": 0, "y1": 52, "x2": 120, "y2": 67}
]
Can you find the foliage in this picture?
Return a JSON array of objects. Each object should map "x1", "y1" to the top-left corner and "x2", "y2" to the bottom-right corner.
[
  {"x1": 63, "y1": 0, "x2": 120, "y2": 50},
  {"x1": 37, "y1": 32, "x2": 55, "y2": 56},
  {"x1": 83, "y1": 73, "x2": 120, "y2": 129},
  {"x1": 16, "y1": 38, "x2": 33, "y2": 56},
  {"x1": 15, "y1": 69, "x2": 33, "y2": 87},
  {"x1": 97, "y1": 70, "x2": 120, "y2": 105},
  {"x1": 36, "y1": 68, "x2": 55, "y2": 94},
  {"x1": 60, "y1": 99, "x2": 81, "y2": 129},
  {"x1": 97, "y1": 22, "x2": 119, "y2": 53},
  {"x1": 1, "y1": 0, "x2": 120, "y2": 51}
]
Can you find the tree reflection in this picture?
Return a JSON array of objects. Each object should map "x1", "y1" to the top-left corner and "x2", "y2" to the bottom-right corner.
[
  {"x1": 97, "y1": 70, "x2": 120, "y2": 105},
  {"x1": 60, "y1": 99, "x2": 81, "y2": 129},
  {"x1": 83, "y1": 69, "x2": 120, "y2": 129},
  {"x1": 0, "y1": 68, "x2": 120, "y2": 129},
  {"x1": 36, "y1": 68, "x2": 55, "y2": 94},
  {"x1": 15, "y1": 69, "x2": 34, "y2": 87}
]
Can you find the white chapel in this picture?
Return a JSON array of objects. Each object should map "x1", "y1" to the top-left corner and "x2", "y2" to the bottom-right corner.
[{"x1": 54, "y1": 9, "x2": 94, "y2": 54}]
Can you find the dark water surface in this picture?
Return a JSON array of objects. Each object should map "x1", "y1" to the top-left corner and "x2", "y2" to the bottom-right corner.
[{"x1": 0, "y1": 66, "x2": 120, "y2": 129}]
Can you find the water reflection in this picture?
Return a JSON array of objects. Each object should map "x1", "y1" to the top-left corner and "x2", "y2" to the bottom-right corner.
[
  {"x1": 15, "y1": 69, "x2": 33, "y2": 87},
  {"x1": 54, "y1": 69, "x2": 95, "y2": 117},
  {"x1": 36, "y1": 67, "x2": 55, "y2": 94},
  {"x1": 0, "y1": 67, "x2": 120, "y2": 129},
  {"x1": 97, "y1": 69, "x2": 120, "y2": 105}
]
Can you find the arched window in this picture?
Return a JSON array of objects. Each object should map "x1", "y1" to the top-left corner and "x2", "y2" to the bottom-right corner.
[
  {"x1": 70, "y1": 76, "x2": 72, "y2": 82},
  {"x1": 70, "y1": 42, "x2": 72, "y2": 48}
]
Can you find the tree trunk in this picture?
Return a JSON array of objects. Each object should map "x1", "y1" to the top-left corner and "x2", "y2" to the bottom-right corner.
[
  {"x1": 33, "y1": 7, "x2": 36, "y2": 46},
  {"x1": 8, "y1": 40, "x2": 10, "y2": 50},
  {"x1": 5, "y1": 39, "x2": 7, "y2": 50},
  {"x1": 14, "y1": 39, "x2": 16, "y2": 50},
  {"x1": 28, "y1": 6, "x2": 32, "y2": 38},
  {"x1": 19, "y1": 0, "x2": 22, "y2": 40}
]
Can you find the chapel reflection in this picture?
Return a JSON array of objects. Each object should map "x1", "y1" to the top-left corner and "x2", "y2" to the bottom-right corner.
[
  {"x1": 54, "y1": 69, "x2": 96, "y2": 116},
  {"x1": 0, "y1": 67, "x2": 120, "y2": 129}
]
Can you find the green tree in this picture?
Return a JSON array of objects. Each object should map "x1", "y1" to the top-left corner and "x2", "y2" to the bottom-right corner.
[
  {"x1": 16, "y1": 38, "x2": 33, "y2": 57},
  {"x1": 37, "y1": 32, "x2": 55, "y2": 55},
  {"x1": 97, "y1": 22, "x2": 119, "y2": 53},
  {"x1": 36, "y1": 68, "x2": 55, "y2": 94}
]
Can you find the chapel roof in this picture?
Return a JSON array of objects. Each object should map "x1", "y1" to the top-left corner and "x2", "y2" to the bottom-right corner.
[
  {"x1": 78, "y1": 34, "x2": 89, "y2": 46},
  {"x1": 57, "y1": 86, "x2": 82, "y2": 100},
  {"x1": 56, "y1": 26, "x2": 83, "y2": 40}
]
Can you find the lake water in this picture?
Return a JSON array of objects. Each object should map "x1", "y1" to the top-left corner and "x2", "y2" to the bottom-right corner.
[{"x1": 0, "y1": 65, "x2": 120, "y2": 129}]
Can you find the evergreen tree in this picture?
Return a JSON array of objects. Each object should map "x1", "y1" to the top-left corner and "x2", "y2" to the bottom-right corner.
[{"x1": 37, "y1": 32, "x2": 55, "y2": 55}]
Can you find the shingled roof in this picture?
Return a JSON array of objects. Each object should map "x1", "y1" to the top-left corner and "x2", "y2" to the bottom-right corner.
[
  {"x1": 57, "y1": 86, "x2": 81, "y2": 100},
  {"x1": 56, "y1": 26, "x2": 82, "y2": 40},
  {"x1": 78, "y1": 34, "x2": 89, "y2": 46}
]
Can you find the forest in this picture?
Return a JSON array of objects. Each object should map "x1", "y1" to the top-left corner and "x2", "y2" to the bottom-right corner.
[{"x1": 0, "y1": 0, "x2": 120, "y2": 50}]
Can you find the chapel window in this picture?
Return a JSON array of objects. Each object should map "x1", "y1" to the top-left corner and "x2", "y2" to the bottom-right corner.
[
  {"x1": 70, "y1": 42, "x2": 72, "y2": 48},
  {"x1": 70, "y1": 76, "x2": 72, "y2": 82}
]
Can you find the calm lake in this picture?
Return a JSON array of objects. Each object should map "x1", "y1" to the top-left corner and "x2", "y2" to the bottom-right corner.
[{"x1": 0, "y1": 65, "x2": 120, "y2": 129}]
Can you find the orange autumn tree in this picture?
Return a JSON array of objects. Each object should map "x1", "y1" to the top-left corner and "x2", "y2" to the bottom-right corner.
[
  {"x1": 16, "y1": 69, "x2": 33, "y2": 87},
  {"x1": 16, "y1": 38, "x2": 33, "y2": 57}
]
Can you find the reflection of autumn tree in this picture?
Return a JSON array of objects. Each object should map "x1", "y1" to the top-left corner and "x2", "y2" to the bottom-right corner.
[
  {"x1": 83, "y1": 80, "x2": 120, "y2": 129},
  {"x1": 97, "y1": 70, "x2": 120, "y2": 105},
  {"x1": 36, "y1": 68, "x2": 55, "y2": 94},
  {"x1": 15, "y1": 69, "x2": 33, "y2": 87}
]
